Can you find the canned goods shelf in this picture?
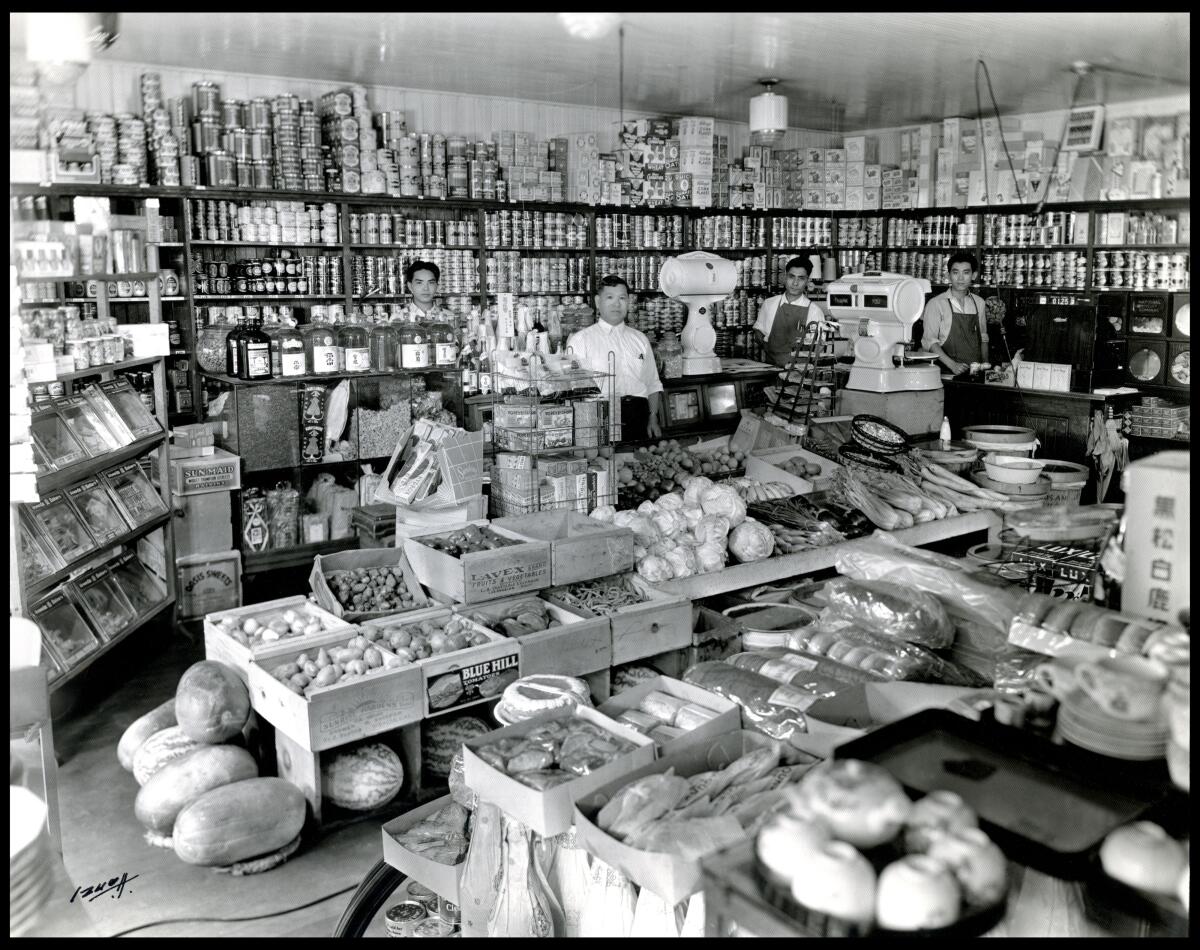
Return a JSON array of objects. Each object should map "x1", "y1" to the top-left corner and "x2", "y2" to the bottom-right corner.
[
  {"x1": 199, "y1": 368, "x2": 448, "y2": 387},
  {"x1": 59, "y1": 296, "x2": 186, "y2": 304},
  {"x1": 989, "y1": 244, "x2": 1090, "y2": 251},
  {"x1": 890, "y1": 244, "x2": 973, "y2": 251},
  {"x1": 51, "y1": 355, "x2": 163, "y2": 384},
  {"x1": 154, "y1": 242, "x2": 185, "y2": 248},
  {"x1": 191, "y1": 240, "x2": 341, "y2": 248},
  {"x1": 486, "y1": 246, "x2": 594, "y2": 253},
  {"x1": 349, "y1": 243, "x2": 479, "y2": 250},
  {"x1": 1096, "y1": 244, "x2": 1191, "y2": 252},
  {"x1": 17, "y1": 271, "x2": 161, "y2": 283},
  {"x1": 193, "y1": 293, "x2": 346, "y2": 301}
]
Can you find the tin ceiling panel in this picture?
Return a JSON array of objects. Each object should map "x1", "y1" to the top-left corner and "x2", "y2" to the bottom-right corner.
[{"x1": 10, "y1": 12, "x2": 1189, "y2": 131}]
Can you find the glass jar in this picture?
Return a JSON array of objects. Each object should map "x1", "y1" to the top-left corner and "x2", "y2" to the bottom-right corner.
[
  {"x1": 658, "y1": 333, "x2": 684, "y2": 378},
  {"x1": 238, "y1": 316, "x2": 273, "y2": 380},
  {"x1": 398, "y1": 323, "x2": 431, "y2": 369},
  {"x1": 197, "y1": 313, "x2": 230, "y2": 373},
  {"x1": 303, "y1": 314, "x2": 339, "y2": 375},
  {"x1": 277, "y1": 321, "x2": 307, "y2": 377},
  {"x1": 369, "y1": 321, "x2": 399, "y2": 371},
  {"x1": 430, "y1": 320, "x2": 458, "y2": 367},
  {"x1": 339, "y1": 313, "x2": 371, "y2": 372}
]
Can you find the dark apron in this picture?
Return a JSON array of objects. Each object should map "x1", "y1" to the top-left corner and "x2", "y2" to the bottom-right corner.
[
  {"x1": 941, "y1": 298, "x2": 982, "y2": 366},
  {"x1": 619, "y1": 395, "x2": 650, "y2": 442},
  {"x1": 766, "y1": 300, "x2": 811, "y2": 367}
]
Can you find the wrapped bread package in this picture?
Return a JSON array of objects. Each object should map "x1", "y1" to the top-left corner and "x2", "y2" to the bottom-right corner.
[
  {"x1": 673, "y1": 704, "x2": 719, "y2": 731},
  {"x1": 681, "y1": 662, "x2": 811, "y2": 746},
  {"x1": 822, "y1": 576, "x2": 954, "y2": 649},
  {"x1": 617, "y1": 711, "x2": 660, "y2": 733},
  {"x1": 637, "y1": 690, "x2": 689, "y2": 725},
  {"x1": 649, "y1": 725, "x2": 685, "y2": 744}
]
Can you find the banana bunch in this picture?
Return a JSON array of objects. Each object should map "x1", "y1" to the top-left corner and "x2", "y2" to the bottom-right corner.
[{"x1": 728, "y1": 478, "x2": 794, "y2": 504}]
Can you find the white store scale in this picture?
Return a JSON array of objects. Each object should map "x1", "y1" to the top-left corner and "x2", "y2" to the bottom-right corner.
[
  {"x1": 825, "y1": 271, "x2": 945, "y2": 434},
  {"x1": 659, "y1": 252, "x2": 738, "y2": 375}
]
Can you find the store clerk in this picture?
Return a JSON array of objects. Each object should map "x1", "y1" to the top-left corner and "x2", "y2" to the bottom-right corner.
[
  {"x1": 566, "y1": 275, "x2": 663, "y2": 442},
  {"x1": 394, "y1": 260, "x2": 458, "y2": 324},
  {"x1": 921, "y1": 251, "x2": 989, "y2": 376},
  {"x1": 753, "y1": 256, "x2": 833, "y2": 367}
]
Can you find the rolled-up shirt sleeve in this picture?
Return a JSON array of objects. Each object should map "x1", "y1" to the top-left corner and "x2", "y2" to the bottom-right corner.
[
  {"x1": 921, "y1": 301, "x2": 946, "y2": 351},
  {"x1": 754, "y1": 298, "x2": 773, "y2": 337}
]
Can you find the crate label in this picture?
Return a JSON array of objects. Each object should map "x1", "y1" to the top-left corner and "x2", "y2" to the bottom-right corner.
[
  {"x1": 464, "y1": 549, "x2": 550, "y2": 601},
  {"x1": 179, "y1": 460, "x2": 240, "y2": 493},
  {"x1": 315, "y1": 687, "x2": 423, "y2": 746},
  {"x1": 425, "y1": 649, "x2": 520, "y2": 714}
]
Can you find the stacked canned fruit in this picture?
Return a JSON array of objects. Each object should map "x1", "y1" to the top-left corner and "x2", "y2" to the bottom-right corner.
[
  {"x1": 595, "y1": 213, "x2": 684, "y2": 249},
  {"x1": 192, "y1": 199, "x2": 340, "y2": 245},
  {"x1": 349, "y1": 214, "x2": 476, "y2": 247},
  {"x1": 837, "y1": 216, "x2": 884, "y2": 249},
  {"x1": 981, "y1": 252, "x2": 1088, "y2": 289},
  {"x1": 1092, "y1": 251, "x2": 1189, "y2": 291},
  {"x1": 774, "y1": 215, "x2": 832, "y2": 248},
  {"x1": 693, "y1": 215, "x2": 767, "y2": 248},
  {"x1": 487, "y1": 210, "x2": 588, "y2": 249},
  {"x1": 487, "y1": 253, "x2": 589, "y2": 294}
]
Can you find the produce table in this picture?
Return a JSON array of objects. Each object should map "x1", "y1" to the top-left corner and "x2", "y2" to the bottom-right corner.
[{"x1": 656, "y1": 510, "x2": 1002, "y2": 600}]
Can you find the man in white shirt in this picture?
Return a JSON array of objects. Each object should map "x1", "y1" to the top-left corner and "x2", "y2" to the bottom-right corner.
[
  {"x1": 753, "y1": 256, "x2": 832, "y2": 366},
  {"x1": 566, "y1": 275, "x2": 663, "y2": 442}
]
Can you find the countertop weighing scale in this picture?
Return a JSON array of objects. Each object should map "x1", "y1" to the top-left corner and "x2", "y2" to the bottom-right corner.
[
  {"x1": 660, "y1": 251, "x2": 738, "y2": 375},
  {"x1": 826, "y1": 271, "x2": 945, "y2": 434}
]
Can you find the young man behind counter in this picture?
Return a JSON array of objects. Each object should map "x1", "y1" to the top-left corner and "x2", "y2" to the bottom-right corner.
[
  {"x1": 753, "y1": 256, "x2": 833, "y2": 367},
  {"x1": 566, "y1": 274, "x2": 663, "y2": 442}
]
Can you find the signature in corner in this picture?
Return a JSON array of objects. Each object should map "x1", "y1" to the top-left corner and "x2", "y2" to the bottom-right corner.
[{"x1": 70, "y1": 872, "x2": 139, "y2": 903}]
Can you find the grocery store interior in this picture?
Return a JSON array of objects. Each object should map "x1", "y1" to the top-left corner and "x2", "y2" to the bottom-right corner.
[{"x1": 9, "y1": 10, "x2": 1190, "y2": 939}]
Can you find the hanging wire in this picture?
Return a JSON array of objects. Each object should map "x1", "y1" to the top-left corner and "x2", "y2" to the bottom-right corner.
[{"x1": 618, "y1": 24, "x2": 625, "y2": 130}]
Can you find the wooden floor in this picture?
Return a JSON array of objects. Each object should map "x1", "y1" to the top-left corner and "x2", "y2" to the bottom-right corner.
[{"x1": 42, "y1": 617, "x2": 407, "y2": 938}]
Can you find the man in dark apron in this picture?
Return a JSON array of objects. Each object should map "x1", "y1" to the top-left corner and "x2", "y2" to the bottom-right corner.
[
  {"x1": 753, "y1": 256, "x2": 829, "y2": 367},
  {"x1": 920, "y1": 251, "x2": 989, "y2": 376}
]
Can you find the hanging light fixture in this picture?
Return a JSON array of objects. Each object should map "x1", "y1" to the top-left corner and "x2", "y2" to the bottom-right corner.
[
  {"x1": 749, "y1": 79, "x2": 788, "y2": 146},
  {"x1": 557, "y1": 13, "x2": 620, "y2": 41},
  {"x1": 23, "y1": 12, "x2": 119, "y2": 85}
]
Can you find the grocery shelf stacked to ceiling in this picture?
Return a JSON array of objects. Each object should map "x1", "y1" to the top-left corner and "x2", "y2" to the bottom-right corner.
[{"x1": 8, "y1": 10, "x2": 1191, "y2": 940}]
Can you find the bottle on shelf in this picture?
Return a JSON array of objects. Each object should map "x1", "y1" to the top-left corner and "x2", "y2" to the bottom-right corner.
[
  {"x1": 224, "y1": 313, "x2": 245, "y2": 377},
  {"x1": 431, "y1": 319, "x2": 458, "y2": 368},
  {"x1": 303, "y1": 311, "x2": 339, "y2": 376},
  {"x1": 237, "y1": 314, "x2": 273, "y2": 380},
  {"x1": 340, "y1": 312, "x2": 371, "y2": 373},
  {"x1": 276, "y1": 318, "x2": 307, "y2": 377},
  {"x1": 261, "y1": 314, "x2": 284, "y2": 377},
  {"x1": 368, "y1": 319, "x2": 399, "y2": 372},
  {"x1": 398, "y1": 322, "x2": 431, "y2": 370}
]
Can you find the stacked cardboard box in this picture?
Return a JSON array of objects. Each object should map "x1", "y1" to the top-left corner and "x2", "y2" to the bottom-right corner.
[
  {"x1": 843, "y1": 135, "x2": 878, "y2": 210},
  {"x1": 776, "y1": 149, "x2": 804, "y2": 209},
  {"x1": 494, "y1": 131, "x2": 565, "y2": 203},
  {"x1": 559, "y1": 133, "x2": 601, "y2": 205},
  {"x1": 676, "y1": 116, "x2": 715, "y2": 208}
]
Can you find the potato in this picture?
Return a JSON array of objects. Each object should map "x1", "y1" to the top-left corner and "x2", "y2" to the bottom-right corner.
[
  {"x1": 272, "y1": 662, "x2": 300, "y2": 680},
  {"x1": 363, "y1": 648, "x2": 382, "y2": 669},
  {"x1": 260, "y1": 629, "x2": 281, "y2": 642},
  {"x1": 286, "y1": 681, "x2": 305, "y2": 696},
  {"x1": 392, "y1": 647, "x2": 415, "y2": 664},
  {"x1": 302, "y1": 661, "x2": 319, "y2": 678},
  {"x1": 350, "y1": 636, "x2": 369, "y2": 651},
  {"x1": 302, "y1": 622, "x2": 321, "y2": 637},
  {"x1": 295, "y1": 653, "x2": 310, "y2": 667},
  {"x1": 316, "y1": 648, "x2": 331, "y2": 668},
  {"x1": 230, "y1": 629, "x2": 250, "y2": 646},
  {"x1": 243, "y1": 617, "x2": 260, "y2": 635},
  {"x1": 344, "y1": 660, "x2": 367, "y2": 676},
  {"x1": 290, "y1": 672, "x2": 311, "y2": 688},
  {"x1": 362, "y1": 627, "x2": 382, "y2": 643}
]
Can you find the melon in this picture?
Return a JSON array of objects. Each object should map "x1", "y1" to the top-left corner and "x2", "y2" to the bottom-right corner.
[
  {"x1": 132, "y1": 726, "x2": 203, "y2": 786},
  {"x1": 321, "y1": 742, "x2": 404, "y2": 811},
  {"x1": 174, "y1": 778, "x2": 306, "y2": 867},
  {"x1": 118, "y1": 698, "x2": 177, "y2": 771},
  {"x1": 135, "y1": 745, "x2": 258, "y2": 834},
  {"x1": 423, "y1": 716, "x2": 491, "y2": 778},
  {"x1": 175, "y1": 661, "x2": 251, "y2": 744}
]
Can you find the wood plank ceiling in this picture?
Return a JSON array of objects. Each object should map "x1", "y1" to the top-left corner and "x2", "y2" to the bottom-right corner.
[{"x1": 10, "y1": 12, "x2": 1190, "y2": 130}]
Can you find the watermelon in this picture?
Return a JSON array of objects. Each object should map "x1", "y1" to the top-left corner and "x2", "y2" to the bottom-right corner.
[
  {"x1": 174, "y1": 778, "x2": 306, "y2": 867},
  {"x1": 135, "y1": 745, "x2": 258, "y2": 834},
  {"x1": 175, "y1": 661, "x2": 251, "y2": 744},
  {"x1": 321, "y1": 742, "x2": 404, "y2": 811},
  {"x1": 132, "y1": 726, "x2": 203, "y2": 786},
  {"x1": 423, "y1": 716, "x2": 491, "y2": 778},
  {"x1": 118, "y1": 698, "x2": 177, "y2": 771}
]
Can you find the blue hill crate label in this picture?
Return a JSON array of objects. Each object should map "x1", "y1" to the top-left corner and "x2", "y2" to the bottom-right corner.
[{"x1": 425, "y1": 650, "x2": 520, "y2": 714}]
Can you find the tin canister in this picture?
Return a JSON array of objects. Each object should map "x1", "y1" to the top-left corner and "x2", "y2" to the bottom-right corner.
[
  {"x1": 436, "y1": 897, "x2": 460, "y2": 926},
  {"x1": 192, "y1": 81, "x2": 221, "y2": 117},
  {"x1": 251, "y1": 160, "x2": 272, "y2": 189},
  {"x1": 412, "y1": 920, "x2": 454, "y2": 938},
  {"x1": 385, "y1": 902, "x2": 427, "y2": 938},
  {"x1": 399, "y1": 168, "x2": 420, "y2": 197},
  {"x1": 206, "y1": 150, "x2": 236, "y2": 187},
  {"x1": 193, "y1": 119, "x2": 222, "y2": 154},
  {"x1": 236, "y1": 161, "x2": 254, "y2": 188},
  {"x1": 404, "y1": 880, "x2": 437, "y2": 909},
  {"x1": 221, "y1": 99, "x2": 243, "y2": 129}
]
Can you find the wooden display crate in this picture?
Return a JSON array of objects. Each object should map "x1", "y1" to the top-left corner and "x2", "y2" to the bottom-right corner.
[
  {"x1": 545, "y1": 575, "x2": 692, "y2": 666},
  {"x1": 203, "y1": 596, "x2": 354, "y2": 683},
  {"x1": 402, "y1": 521, "x2": 552, "y2": 604},
  {"x1": 745, "y1": 444, "x2": 839, "y2": 494},
  {"x1": 685, "y1": 604, "x2": 743, "y2": 668},
  {"x1": 457, "y1": 595, "x2": 612, "y2": 678},
  {"x1": 491, "y1": 511, "x2": 635, "y2": 586},
  {"x1": 381, "y1": 794, "x2": 465, "y2": 903},
  {"x1": 597, "y1": 674, "x2": 740, "y2": 757},
  {"x1": 308, "y1": 546, "x2": 430, "y2": 622}
]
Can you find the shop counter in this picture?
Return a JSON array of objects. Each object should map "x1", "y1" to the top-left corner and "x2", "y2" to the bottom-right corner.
[{"x1": 656, "y1": 510, "x2": 1001, "y2": 600}]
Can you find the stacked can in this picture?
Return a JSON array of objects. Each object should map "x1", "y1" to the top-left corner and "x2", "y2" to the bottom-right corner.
[
  {"x1": 772, "y1": 215, "x2": 832, "y2": 248},
  {"x1": 1093, "y1": 251, "x2": 1188, "y2": 291},
  {"x1": 112, "y1": 114, "x2": 148, "y2": 184},
  {"x1": 271, "y1": 95, "x2": 303, "y2": 192},
  {"x1": 733, "y1": 256, "x2": 768, "y2": 289},
  {"x1": 87, "y1": 113, "x2": 118, "y2": 183},
  {"x1": 693, "y1": 215, "x2": 766, "y2": 249},
  {"x1": 396, "y1": 134, "x2": 420, "y2": 197},
  {"x1": 190, "y1": 81, "x2": 223, "y2": 185},
  {"x1": 300, "y1": 105, "x2": 322, "y2": 191},
  {"x1": 595, "y1": 253, "x2": 668, "y2": 291},
  {"x1": 319, "y1": 90, "x2": 358, "y2": 194},
  {"x1": 836, "y1": 216, "x2": 883, "y2": 249}
]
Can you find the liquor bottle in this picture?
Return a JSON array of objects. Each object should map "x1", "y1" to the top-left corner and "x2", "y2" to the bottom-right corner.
[
  {"x1": 398, "y1": 322, "x2": 431, "y2": 369},
  {"x1": 303, "y1": 312, "x2": 339, "y2": 375},
  {"x1": 368, "y1": 320, "x2": 398, "y2": 372},
  {"x1": 224, "y1": 315, "x2": 245, "y2": 377},
  {"x1": 277, "y1": 319, "x2": 307, "y2": 377},
  {"x1": 339, "y1": 312, "x2": 371, "y2": 373},
  {"x1": 238, "y1": 315, "x2": 273, "y2": 380},
  {"x1": 431, "y1": 319, "x2": 458, "y2": 368}
]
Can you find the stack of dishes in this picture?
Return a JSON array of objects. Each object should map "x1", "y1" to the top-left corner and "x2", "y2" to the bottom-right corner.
[
  {"x1": 1057, "y1": 691, "x2": 1169, "y2": 761},
  {"x1": 10, "y1": 787, "x2": 54, "y2": 936}
]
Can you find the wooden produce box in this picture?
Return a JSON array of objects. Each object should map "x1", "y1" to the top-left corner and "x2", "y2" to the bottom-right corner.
[
  {"x1": 686, "y1": 605, "x2": 743, "y2": 668},
  {"x1": 745, "y1": 444, "x2": 838, "y2": 495},
  {"x1": 573, "y1": 731, "x2": 790, "y2": 905},
  {"x1": 246, "y1": 635, "x2": 424, "y2": 753},
  {"x1": 545, "y1": 574, "x2": 692, "y2": 666},
  {"x1": 458, "y1": 595, "x2": 612, "y2": 678},
  {"x1": 491, "y1": 511, "x2": 635, "y2": 586},
  {"x1": 597, "y1": 674, "x2": 740, "y2": 756},
  {"x1": 203, "y1": 596, "x2": 354, "y2": 683},
  {"x1": 462, "y1": 706, "x2": 655, "y2": 837},
  {"x1": 381, "y1": 795, "x2": 465, "y2": 904},
  {"x1": 309, "y1": 546, "x2": 430, "y2": 622},
  {"x1": 402, "y1": 521, "x2": 552, "y2": 605}
]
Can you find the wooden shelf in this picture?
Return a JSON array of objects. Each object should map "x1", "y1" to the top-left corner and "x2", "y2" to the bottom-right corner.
[
  {"x1": 49, "y1": 597, "x2": 176, "y2": 693},
  {"x1": 242, "y1": 537, "x2": 359, "y2": 574},
  {"x1": 987, "y1": 244, "x2": 1090, "y2": 251},
  {"x1": 192, "y1": 240, "x2": 342, "y2": 248},
  {"x1": 193, "y1": 294, "x2": 345, "y2": 301},
  {"x1": 36, "y1": 431, "x2": 166, "y2": 494},
  {"x1": 24, "y1": 512, "x2": 172, "y2": 600},
  {"x1": 52, "y1": 355, "x2": 162, "y2": 383},
  {"x1": 351, "y1": 243, "x2": 480, "y2": 250},
  {"x1": 655, "y1": 510, "x2": 1001, "y2": 600},
  {"x1": 199, "y1": 368, "x2": 449, "y2": 386}
]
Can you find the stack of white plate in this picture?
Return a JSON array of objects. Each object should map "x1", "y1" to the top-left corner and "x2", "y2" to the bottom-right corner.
[
  {"x1": 10, "y1": 786, "x2": 54, "y2": 936},
  {"x1": 1057, "y1": 691, "x2": 1169, "y2": 761}
]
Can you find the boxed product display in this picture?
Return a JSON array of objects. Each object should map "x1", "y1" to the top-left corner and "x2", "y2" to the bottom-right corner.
[
  {"x1": 16, "y1": 508, "x2": 67, "y2": 587},
  {"x1": 596, "y1": 674, "x2": 740, "y2": 754},
  {"x1": 30, "y1": 409, "x2": 89, "y2": 470},
  {"x1": 381, "y1": 795, "x2": 467, "y2": 905},
  {"x1": 30, "y1": 588, "x2": 103, "y2": 670},
  {"x1": 308, "y1": 546, "x2": 430, "y2": 621},
  {"x1": 52, "y1": 395, "x2": 127, "y2": 456},
  {"x1": 64, "y1": 477, "x2": 134, "y2": 546},
  {"x1": 461, "y1": 705, "x2": 655, "y2": 836},
  {"x1": 491, "y1": 510, "x2": 636, "y2": 586},
  {"x1": 107, "y1": 548, "x2": 168, "y2": 617},
  {"x1": 72, "y1": 565, "x2": 139, "y2": 643},
  {"x1": 203, "y1": 594, "x2": 352, "y2": 679},
  {"x1": 101, "y1": 460, "x2": 169, "y2": 526},
  {"x1": 97, "y1": 377, "x2": 162, "y2": 439},
  {"x1": 176, "y1": 549, "x2": 244, "y2": 620},
  {"x1": 26, "y1": 492, "x2": 98, "y2": 564},
  {"x1": 459, "y1": 595, "x2": 612, "y2": 677},
  {"x1": 403, "y1": 521, "x2": 552, "y2": 604},
  {"x1": 376, "y1": 419, "x2": 484, "y2": 507}
]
